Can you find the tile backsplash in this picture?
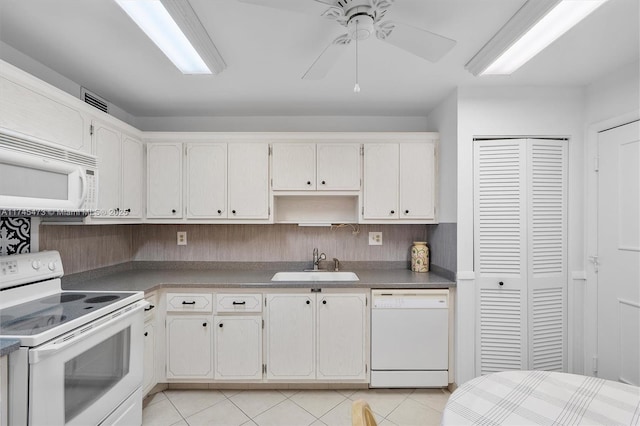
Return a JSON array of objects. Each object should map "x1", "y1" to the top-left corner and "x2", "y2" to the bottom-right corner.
[
  {"x1": 39, "y1": 223, "x2": 429, "y2": 274},
  {"x1": 0, "y1": 217, "x2": 31, "y2": 256}
]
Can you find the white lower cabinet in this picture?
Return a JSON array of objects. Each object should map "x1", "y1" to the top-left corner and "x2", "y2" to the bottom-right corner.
[
  {"x1": 265, "y1": 291, "x2": 369, "y2": 382},
  {"x1": 213, "y1": 316, "x2": 262, "y2": 380},
  {"x1": 166, "y1": 315, "x2": 213, "y2": 379}
]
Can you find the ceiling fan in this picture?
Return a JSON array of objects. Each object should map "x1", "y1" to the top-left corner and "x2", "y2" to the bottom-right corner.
[{"x1": 236, "y1": 0, "x2": 457, "y2": 80}]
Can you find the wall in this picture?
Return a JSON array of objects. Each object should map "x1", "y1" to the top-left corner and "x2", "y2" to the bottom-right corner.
[
  {"x1": 39, "y1": 223, "x2": 427, "y2": 274},
  {"x1": 585, "y1": 60, "x2": 640, "y2": 124},
  {"x1": 454, "y1": 86, "x2": 586, "y2": 385}
]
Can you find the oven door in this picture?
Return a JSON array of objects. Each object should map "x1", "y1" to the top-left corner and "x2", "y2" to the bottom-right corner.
[{"x1": 27, "y1": 303, "x2": 144, "y2": 426}]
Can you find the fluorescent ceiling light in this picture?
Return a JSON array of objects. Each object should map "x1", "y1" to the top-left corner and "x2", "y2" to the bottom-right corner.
[
  {"x1": 115, "y1": 0, "x2": 226, "y2": 74},
  {"x1": 466, "y1": 0, "x2": 609, "y2": 76}
]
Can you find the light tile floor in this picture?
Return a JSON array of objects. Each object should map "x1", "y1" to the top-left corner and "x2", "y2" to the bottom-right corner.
[{"x1": 143, "y1": 388, "x2": 450, "y2": 426}]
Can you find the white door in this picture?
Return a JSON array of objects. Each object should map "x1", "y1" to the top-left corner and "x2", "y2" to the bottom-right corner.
[
  {"x1": 166, "y1": 315, "x2": 213, "y2": 379},
  {"x1": 265, "y1": 294, "x2": 315, "y2": 380},
  {"x1": 316, "y1": 143, "x2": 361, "y2": 190},
  {"x1": 94, "y1": 123, "x2": 121, "y2": 216},
  {"x1": 399, "y1": 142, "x2": 435, "y2": 219},
  {"x1": 147, "y1": 143, "x2": 183, "y2": 218},
  {"x1": 596, "y1": 121, "x2": 640, "y2": 385},
  {"x1": 142, "y1": 322, "x2": 156, "y2": 394},
  {"x1": 475, "y1": 139, "x2": 528, "y2": 374},
  {"x1": 271, "y1": 143, "x2": 316, "y2": 190},
  {"x1": 228, "y1": 143, "x2": 270, "y2": 219},
  {"x1": 186, "y1": 143, "x2": 227, "y2": 218},
  {"x1": 316, "y1": 293, "x2": 367, "y2": 380},
  {"x1": 363, "y1": 144, "x2": 399, "y2": 219},
  {"x1": 214, "y1": 316, "x2": 262, "y2": 380},
  {"x1": 121, "y1": 134, "x2": 143, "y2": 218}
]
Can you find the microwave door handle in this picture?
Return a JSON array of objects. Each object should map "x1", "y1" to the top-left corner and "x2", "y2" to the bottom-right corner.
[
  {"x1": 29, "y1": 301, "x2": 148, "y2": 364},
  {"x1": 78, "y1": 166, "x2": 87, "y2": 208}
]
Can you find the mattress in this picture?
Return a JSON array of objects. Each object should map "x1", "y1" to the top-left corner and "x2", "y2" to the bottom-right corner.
[{"x1": 442, "y1": 370, "x2": 640, "y2": 425}]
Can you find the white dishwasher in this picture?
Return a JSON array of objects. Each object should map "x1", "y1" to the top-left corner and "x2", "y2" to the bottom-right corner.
[{"x1": 370, "y1": 289, "x2": 449, "y2": 388}]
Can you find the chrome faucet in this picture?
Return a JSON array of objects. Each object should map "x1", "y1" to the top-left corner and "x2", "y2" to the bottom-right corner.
[{"x1": 312, "y1": 248, "x2": 326, "y2": 271}]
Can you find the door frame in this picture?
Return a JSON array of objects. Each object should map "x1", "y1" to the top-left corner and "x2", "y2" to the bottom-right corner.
[{"x1": 584, "y1": 110, "x2": 640, "y2": 377}]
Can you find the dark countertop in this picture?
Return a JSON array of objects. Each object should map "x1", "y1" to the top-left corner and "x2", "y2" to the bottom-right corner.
[
  {"x1": 62, "y1": 262, "x2": 456, "y2": 293},
  {"x1": 0, "y1": 338, "x2": 20, "y2": 357}
]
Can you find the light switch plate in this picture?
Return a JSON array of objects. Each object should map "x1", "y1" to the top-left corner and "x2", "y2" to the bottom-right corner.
[
  {"x1": 369, "y1": 232, "x2": 382, "y2": 245},
  {"x1": 177, "y1": 231, "x2": 187, "y2": 246}
]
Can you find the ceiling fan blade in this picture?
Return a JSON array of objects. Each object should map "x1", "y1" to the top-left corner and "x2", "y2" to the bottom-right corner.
[
  {"x1": 302, "y1": 34, "x2": 350, "y2": 80},
  {"x1": 376, "y1": 21, "x2": 456, "y2": 63},
  {"x1": 236, "y1": 0, "x2": 337, "y2": 16}
]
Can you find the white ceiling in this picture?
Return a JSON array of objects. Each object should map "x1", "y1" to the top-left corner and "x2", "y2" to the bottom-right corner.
[{"x1": 0, "y1": 0, "x2": 638, "y2": 117}]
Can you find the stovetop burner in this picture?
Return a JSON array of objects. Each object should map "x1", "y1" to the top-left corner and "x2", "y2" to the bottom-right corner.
[{"x1": 0, "y1": 291, "x2": 137, "y2": 337}]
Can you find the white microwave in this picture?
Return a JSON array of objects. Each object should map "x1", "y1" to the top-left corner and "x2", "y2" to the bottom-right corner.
[{"x1": 0, "y1": 129, "x2": 97, "y2": 215}]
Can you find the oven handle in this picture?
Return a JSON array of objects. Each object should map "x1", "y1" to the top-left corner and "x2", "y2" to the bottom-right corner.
[{"x1": 29, "y1": 301, "x2": 148, "y2": 364}]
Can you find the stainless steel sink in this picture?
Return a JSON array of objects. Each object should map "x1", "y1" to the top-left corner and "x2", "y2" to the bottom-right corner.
[{"x1": 271, "y1": 271, "x2": 359, "y2": 282}]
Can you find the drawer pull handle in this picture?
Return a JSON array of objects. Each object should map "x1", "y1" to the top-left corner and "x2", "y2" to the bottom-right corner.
[
  {"x1": 232, "y1": 301, "x2": 246, "y2": 305},
  {"x1": 144, "y1": 304, "x2": 155, "y2": 311},
  {"x1": 182, "y1": 301, "x2": 196, "y2": 305}
]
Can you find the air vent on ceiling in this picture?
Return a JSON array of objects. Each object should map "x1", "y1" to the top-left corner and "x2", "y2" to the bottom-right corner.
[{"x1": 81, "y1": 88, "x2": 109, "y2": 114}]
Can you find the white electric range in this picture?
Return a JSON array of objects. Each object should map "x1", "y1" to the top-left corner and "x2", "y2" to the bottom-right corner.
[{"x1": 0, "y1": 250, "x2": 146, "y2": 426}]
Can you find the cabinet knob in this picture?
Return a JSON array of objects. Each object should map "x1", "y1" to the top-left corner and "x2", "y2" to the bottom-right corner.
[
  {"x1": 232, "y1": 210, "x2": 237, "y2": 214},
  {"x1": 306, "y1": 181, "x2": 312, "y2": 185},
  {"x1": 404, "y1": 210, "x2": 409, "y2": 214},
  {"x1": 171, "y1": 209, "x2": 176, "y2": 214},
  {"x1": 125, "y1": 208, "x2": 131, "y2": 213},
  {"x1": 144, "y1": 332, "x2": 148, "y2": 337},
  {"x1": 202, "y1": 322, "x2": 207, "y2": 327},
  {"x1": 322, "y1": 300, "x2": 327, "y2": 305},
  {"x1": 499, "y1": 281, "x2": 504, "y2": 286},
  {"x1": 306, "y1": 300, "x2": 310, "y2": 305},
  {"x1": 219, "y1": 323, "x2": 223, "y2": 328},
  {"x1": 321, "y1": 180, "x2": 326, "y2": 185},
  {"x1": 390, "y1": 210, "x2": 395, "y2": 214},
  {"x1": 217, "y1": 209, "x2": 222, "y2": 214}
]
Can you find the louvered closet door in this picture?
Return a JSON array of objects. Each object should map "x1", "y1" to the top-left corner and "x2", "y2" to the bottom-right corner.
[
  {"x1": 474, "y1": 139, "x2": 528, "y2": 375},
  {"x1": 527, "y1": 140, "x2": 567, "y2": 372},
  {"x1": 474, "y1": 138, "x2": 567, "y2": 375}
]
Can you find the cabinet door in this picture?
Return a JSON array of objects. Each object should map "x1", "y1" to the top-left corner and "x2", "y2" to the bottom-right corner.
[
  {"x1": 166, "y1": 315, "x2": 213, "y2": 379},
  {"x1": 228, "y1": 143, "x2": 270, "y2": 219},
  {"x1": 214, "y1": 316, "x2": 262, "y2": 380},
  {"x1": 316, "y1": 143, "x2": 361, "y2": 190},
  {"x1": 186, "y1": 143, "x2": 227, "y2": 218},
  {"x1": 142, "y1": 321, "x2": 156, "y2": 395},
  {"x1": 147, "y1": 143, "x2": 183, "y2": 218},
  {"x1": 271, "y1": 143, "x2": 316, "y2": 190},
  {"x1": 399, "y1": 142, "x2": 435, "y2": 219},
  {"x1": 121, "y1": 134, "x2": 144, "y2": 218},
  {"x1": 363, "y1": 144, "x2": 399, "y2": 219},
  {"x1": 265, "y1": 294, "x2": 315, "y2": 380},
  {"x1": 93, "y1": 123, "x2": 121, "y2": 216},
  {"x1": 317, "y1": 294, "x2": 368, "y2": 380}
]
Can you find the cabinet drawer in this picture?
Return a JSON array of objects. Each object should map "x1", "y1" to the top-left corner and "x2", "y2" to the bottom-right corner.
[
  {"x1": 167, "y1": 293, "x2": 213, "y2": 312},
  {"x1": 144, "y1": 293, "x2": 158, "y2": 321},
  {"x1": 216, "y1": 293, "x2": 262, "y2": 313}
]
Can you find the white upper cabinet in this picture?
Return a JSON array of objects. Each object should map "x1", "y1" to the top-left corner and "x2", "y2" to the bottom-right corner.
[
  {"x1": 0, "y1": 66, "x2": 91, "y2": 153},
  {"x1": 92, "y1": 120, "x2": 143, "y2": 219},
  {"x1": 186, "y1": 143, "x2": 227, "y2": 218},
  {"x1": 363, "y1": 141, "x2": 437, "y2": 222},
  {"x1": 228, "y1": 143, "x2": 270, "y2": 219},
  {"x1": 147, "y1": 143, "x2": 183, "y2": 219},
  {"x1": 272, "y1": 143, "x2": 361, "y2": 191}
]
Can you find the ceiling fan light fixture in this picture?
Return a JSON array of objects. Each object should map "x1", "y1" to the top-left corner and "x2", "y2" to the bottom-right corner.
[
  {"x1": 466, "y1": 0, "x2": 609, "y2": 76},
  {"x1": 348, "y1": 13, "x2": 375, "y2": 40},
  {"x1": 115, "y1": 0, "x2": 226, "y2": 75}
]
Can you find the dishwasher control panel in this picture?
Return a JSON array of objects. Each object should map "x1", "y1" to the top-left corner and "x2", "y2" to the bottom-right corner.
[{"x1": 371, "y1": 289, "x2": 449, "y2": 309}]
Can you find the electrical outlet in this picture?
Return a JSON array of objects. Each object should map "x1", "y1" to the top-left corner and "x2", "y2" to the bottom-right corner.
[
  {"x1": 177, "y1": 231, "x2": 187, "y2": 246},
  {"x1": 369, "y1": 232, "x2": 382, "y2": 246}
]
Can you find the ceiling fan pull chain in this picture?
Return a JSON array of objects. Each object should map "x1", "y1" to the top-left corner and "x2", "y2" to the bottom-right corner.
[{"x1": 354, "y1": 19, "x2": 361, "y2": 93}]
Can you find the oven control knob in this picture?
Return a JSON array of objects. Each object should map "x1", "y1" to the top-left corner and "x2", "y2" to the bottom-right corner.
[
  {"x1": 32, "y1": 260, "x2": 41, "y2": 270},
  {"x1": 48, "y1": 262, "x2": 57, "y2": 271}
]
